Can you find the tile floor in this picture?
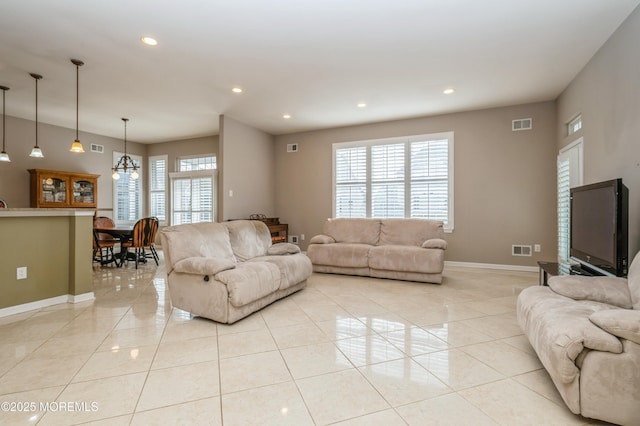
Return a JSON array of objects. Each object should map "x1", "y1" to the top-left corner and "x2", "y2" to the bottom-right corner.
[{"x1": 0, "y1": 253, "x2": 613, "y2": 425}]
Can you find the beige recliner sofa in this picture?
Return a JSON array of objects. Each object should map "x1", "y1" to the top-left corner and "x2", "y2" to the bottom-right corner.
[
  {"x1": 517, "y1": 253, "x2": 640, "y2": 425},
  {"x1": 307, "y1": 218, "x2": 447, "y2": 284},
  {"x1": 160, "y1": 220, "x2": 312, "y2": 324}
]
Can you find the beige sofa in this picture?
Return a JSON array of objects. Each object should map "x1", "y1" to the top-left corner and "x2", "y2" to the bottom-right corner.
[
  {"x1": 160, "y1": 220, "x2": 312, "y2": 324},
  {"x1": 307, "y1": 218, "x2": 447, "y2": 284},
  {"x1": 517, "y1": 253, "x2": 640, "y2": 425}
]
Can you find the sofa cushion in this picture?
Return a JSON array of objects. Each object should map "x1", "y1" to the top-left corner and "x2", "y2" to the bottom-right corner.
[
  {"x1": 590, "y1": 309, "x2": 640, "y2": 345},
  {"x1": 267, "y1": 243, "x2": 301, "y2": 255},
  {"x1": 422, "y1": 238, "x2": 447, "y2": 249},
  {"x1": 174, "y1": 257, "x2": 236, "y2": 275},
  {"x1": 369, "y1": 245, "x2": 444, "y2": 274},
  {"x1": 161, "y1": 222, "x2": 236, "y2": 268},
  {"x1": 322, "y1": 218, "x2": 381, "y2": 245},
  {"x1": 225, "y1": 220, "x2": 273, "y2": 261},
  {"x1": 250, "y1": 254, "x2": 313, "y2": 290},
  {"x1": 379, "y1": 218, "x2": 444, "y2": 247},
  {"x1": 215, "y1": 262, "x2": 280, "y2": 307},
  {"x1": 307, "y1": 243, "x2": 371, "y2": 268},
  {"x1": 309, "y1": 234, "x2": 335, "y2": 244},
  {"x1": 548, "y1": 275, "x2": 633, "y2": 309},
  {"x1": 517, "y1": 286, "x2": 623, "y2": 384}
]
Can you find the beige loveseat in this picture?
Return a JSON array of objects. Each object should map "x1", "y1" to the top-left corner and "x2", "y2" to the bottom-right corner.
[
  {"x1": 517, "y1": 253, "x2": 640, "y2": 425},
  {"x1": 307, "y1": 218, "x2": 447, "y2": 284},
  {"x1": 160, "y1": 220, "x2": 312, "y2": 324}
]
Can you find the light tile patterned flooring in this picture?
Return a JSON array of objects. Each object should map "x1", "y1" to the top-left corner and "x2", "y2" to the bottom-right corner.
[{"x1": 0, "y1": 253, "x2": 613, "y2": 425}]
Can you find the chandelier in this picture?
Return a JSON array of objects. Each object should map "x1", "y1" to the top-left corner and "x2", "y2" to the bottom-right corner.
[{"x1": 112, "y1": 118, "x2": 139, "y2": 180}]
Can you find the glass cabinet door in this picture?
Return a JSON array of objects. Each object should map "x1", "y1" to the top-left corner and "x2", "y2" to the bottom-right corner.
[
  {"x1": 71, "y1": 179, "x2": 96, "y2": 207},
  {"x1": 41, "y1": 176, "x2": 67, "y2": 205}
]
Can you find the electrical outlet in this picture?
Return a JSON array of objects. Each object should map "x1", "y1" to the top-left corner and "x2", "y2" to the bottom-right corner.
[
  {"x1": 534, "y1": 244, "x2": 541, "y2": 252},
  {"x1": 289, "y1": 235, "x2": 299, "y2": 244},
  {"x1": 17, "y1": 267, "x2": 27, "y2": 280}
]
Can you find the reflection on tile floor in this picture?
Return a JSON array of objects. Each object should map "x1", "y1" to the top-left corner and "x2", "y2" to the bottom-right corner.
[{"x1": 0, "y1": 252, "x2": 611, "y2": 425}]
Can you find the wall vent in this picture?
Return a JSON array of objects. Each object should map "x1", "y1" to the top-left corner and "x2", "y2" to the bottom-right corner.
[
  {"x1": 512, "y1": 118, "x2": 533, "y2": 131},
  {"x1": 287, "y1": 143, "x2": 298, "y2": 153},
  {"x1": 512, "y1": 245, "x2": 532, "y2": 256},
  {"x1": 90, "y1": 143, "x2": 104, "y2": 153}
]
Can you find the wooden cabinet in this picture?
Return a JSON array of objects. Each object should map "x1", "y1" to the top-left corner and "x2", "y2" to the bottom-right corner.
[
  {"x1": 29, "y1": 169, "x2": 99, "y2": 209},
  {"x1": 267, "y1": 223, "x2": 288, "y2": 244}
]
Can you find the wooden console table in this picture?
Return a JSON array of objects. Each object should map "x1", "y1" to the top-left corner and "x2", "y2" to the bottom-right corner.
[{"x1": 267, "y1": 223, "x2": 288, "y2": 244}]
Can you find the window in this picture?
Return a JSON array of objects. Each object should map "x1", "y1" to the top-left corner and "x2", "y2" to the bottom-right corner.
[
  {"x1": 557, "y1": 138, "x2": 583, "y2": 262},
  {"x1": 169, "y1": 155, "x2": 217, "y2": 225},
  {"x1": 333, "y1": 132, "x2": 453, "y2": 231},
  {"x1": 178, "y1": 155, "x2": 216, "y2": 171},
  {"x1": 568, "y1": 114, "x2": 582, "y2": 135},
  {"x1": 113, "y1": 152, "x2": 143, "y2": 225},
  {"x1": 149, "y1": 155, "x2": 167, "y2": 224}
]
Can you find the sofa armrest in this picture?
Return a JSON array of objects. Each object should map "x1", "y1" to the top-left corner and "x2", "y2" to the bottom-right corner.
[
  {"x1": 548, "y1": 275, "x2": 633, "y2": 309},
  {"x1": 309, "y1": 234, "x2": 335, "y2": 244},
  {"x1": 422, "y1": 238, "x2": 447, "y2": 250},
  {"x1": 174, "y1": 257, "x2": 236, "y2": 276},
  {"x1": 267, "y1": 243, "x2": 301, "y2": 255},
  {"x1": 590, "y1": 309, "x2": 640, "y2": 345}
]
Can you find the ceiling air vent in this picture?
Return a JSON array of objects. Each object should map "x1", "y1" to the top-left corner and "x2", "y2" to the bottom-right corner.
[
  {"x1": 90, "y1": 143, "x2": 104, "y2": 154},
  {"x1": 287, "y1": 143, "x2": 298, "y2": 153},
  {"x1": 512, "y1": 245, "x2": 532, "y2": 256},
  {"x1": 512, "y1": 118, "x2": 532, "y2": 131}
]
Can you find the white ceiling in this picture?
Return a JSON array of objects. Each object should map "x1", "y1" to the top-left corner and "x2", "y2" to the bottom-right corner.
[{"x1": 0, "y1": 0, "x2": 638, "y2": 144}]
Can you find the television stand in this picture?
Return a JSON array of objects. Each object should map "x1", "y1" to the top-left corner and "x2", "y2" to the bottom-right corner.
[{"x1": 537, "y1": 261, "x2": 601, "y2": 286}]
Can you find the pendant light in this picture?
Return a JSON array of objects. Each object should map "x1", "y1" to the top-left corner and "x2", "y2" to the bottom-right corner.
[
  {"x1": 112, "y1": 118, "x2": 139, "y2": 180},
  {"x1": 0, "y1": 85, "x2": 10, "y2": 162},
  {"x1": 29, "y1": 73, "x2": 44, "y2": 158},
  {"x1": 69, "y1": 59, "x2": 85, "y2": 153}
]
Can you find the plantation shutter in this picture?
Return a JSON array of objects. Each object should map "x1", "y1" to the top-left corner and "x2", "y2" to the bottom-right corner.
[
  {"x1": 171, "y1": 172, "x2": 215, "y2": 225},
  {"x1": 149, "y1": 156, "x2": 167, "y2": 223},
  {"x1": 557, "y1": 138, "x2": 583, "y2": 263},
  {"x1": 557, "y1": 158, "x2": 571, "y2": 262},
  {"x1": 371, "y1": 143, "x2": 405, "y2": 217},
  {"x1": 410, "y1": 139, "x2": 449, "y2": 221},
  {"x1": 335, "y1": 146, "x2": 367, "y2": 217}
]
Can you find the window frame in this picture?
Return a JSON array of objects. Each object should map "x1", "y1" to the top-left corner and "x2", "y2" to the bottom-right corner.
[
  {"x1": 177, "y1": 154, "x2": 217, "y2": 171},
  {"x1": 169, "y1": 169, "x2": 217, "y2": 225},
  {"x1": 332, "y1": 131, "x2": 454, "y2": 232},
  {"x1": 149, "y1": 154, "x2": 168, "y2": 225},
  {"x1": 112, "y1": 151, "x2": 143, "y2": 226},
  {"x1": 567, "y1": 114, "x2": 582, "y2": 136}
]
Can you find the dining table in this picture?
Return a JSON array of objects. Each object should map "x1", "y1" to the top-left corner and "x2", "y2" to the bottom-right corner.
[{"x1": 94, "y1": 225, "x2": 134, "y2": 267}]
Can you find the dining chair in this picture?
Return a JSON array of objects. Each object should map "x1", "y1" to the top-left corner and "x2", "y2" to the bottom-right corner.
[
  {"x1": 93, "y1": 216, "x2": 120, "y2": 266},
  {"x1": 121, "y1": 217, "x2": 160, "y2": 269}
]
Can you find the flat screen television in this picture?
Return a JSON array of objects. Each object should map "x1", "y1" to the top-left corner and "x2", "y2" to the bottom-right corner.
[{"x1": 570, "y1": 178, "x2": 628, "y2": 277}]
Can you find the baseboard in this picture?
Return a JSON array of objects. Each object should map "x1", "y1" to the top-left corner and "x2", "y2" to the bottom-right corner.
[
  {"x1": 0, "y1": 292, "x2": 95, "y2": 318},
  {"x1": 445, "y1": 261, "x2": 538, "y2": 273},
  {"x1": 68, "y1": 292, "x2": 95, "y2": 304}
]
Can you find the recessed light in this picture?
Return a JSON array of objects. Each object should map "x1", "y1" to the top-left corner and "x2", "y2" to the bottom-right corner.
[
  {"x1": 141, "y1": 36, "x2": 158, "y2": 46},
  {"x1": 232, "y1": 87, "x2": 243, "y2": 94},
  {"x1": 443, "y1": 88, "x2": 455, "y2": 95},
  {"x1": 357, "y1": 103, "x2": 367, "y2": 108},
  {"x1": 283, "y1": 114, "x2": 291, "y2": 119}
]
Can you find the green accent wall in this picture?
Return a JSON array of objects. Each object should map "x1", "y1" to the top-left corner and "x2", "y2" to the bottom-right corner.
[{"x1": 0, "y1": 211, "x2": 93, "y2": 309}]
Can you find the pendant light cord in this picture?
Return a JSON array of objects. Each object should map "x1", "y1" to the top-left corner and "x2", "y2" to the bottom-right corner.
[
  {"x1": 35, "y1": 76, "x2": 38, "y2": 147},
  {"x1": 123, "y1": 118, "x2": 128, "y2": 155},
  {"x1": 2, "y1": 88, "x2": 5, "y2": 151},
  {"x1": 76, "y1": 63, "x2": 79, "y2": 141}
]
